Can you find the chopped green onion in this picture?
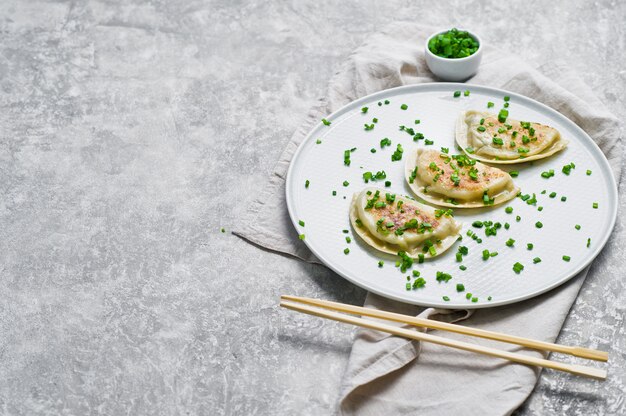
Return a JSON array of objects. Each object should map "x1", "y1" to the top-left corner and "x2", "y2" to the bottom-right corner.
[
  {"x1": 299, "y1": 234, "x2": 305, "y2": 240},
  {"x1": 459, "y1": 265, "x2": 467, "y2": 271},
  {"x1": 464, "y1": 90, "x2": 470, "y2": 97},
  {"x1": 535, "y1": 221, "x2": 543, "y2": 228},
  {"x1": 509, "y1": 171, "x2": 519, "y2": 177},
  {"x1": 512, "y1": 262, "x2": 524, "y2": 274},
  {"x1": 436, "y1": 271, "x2": 452, "y2": 282},
  {"x1": 298, "y1": 220, "x2": 305, "y2": 227},
  {"x1": 562, "y1": 163, "x2": 575, "y2": 175},
  {"x1": 316, "y1": 139, "x2": 322, "y2": 144},
  {"x1": 505, "y1": 207, "x2": 513, "y2": 214},
  {"x1": 391, "y1": 144, "x2": 404, "y2": 161},
  {"x1": 400, "y1": 104, "x2": 408, "y2": 110},
  {"x1": 561, "y1": 196, "x2": 567, "y2": 202},
  {"x1": 443, "y1": 296, "x2": 450, "y2": 301},
  {"x1": 453, "y1": 91, "x2": 461, "y2": 97},
  {"x1": 378, "y1": 260, "x2": 384, "y2": 267},
  {"x1": 504, "y1": 96, "x2": 510, "y2": 102},
  {"x1": 562, "y1": 255, "x2": 571, "y2": 262},
  {"x1": 533, "y1": 257, "x2": 542, "y2": 264},
  {"x1": 593, "y1": 202, "x2": 598, "y2": 209},
  {"x1": 505, "y1": 238, "x2": 515, "y2": 247},
  {"x1": 342, "y1": 180, "x2": 349, "y2": 187},
  {"x1": 361, "y1": 107, "x2": 368, "y2": 113},
  {"x1": 477, "y1": 126, "x2": 486, "y2": 132},
  {"x1": 305, "y1": 179, "x2": 310, "y2": 188},
  {"x1": 456, "y1": 283, "x2": 465, "y2": 292},
  {"x1": 575, "y1": 224, "x2": 581, "y2": 230},
  {"x1": 321, "y1": 118, "x2": 331, "y2": 126},
  {"x1": 343, "y1": 248, "x2": 350, "y2": 255},
  {"x1": 527, "y1": 243, "x2": 533, "y2": 250},
  {"x1": 428, "y1": 29, "x2": 480, "y2": 59},
  {"x1": 343, "y1": 148, "x2": 354, "y2": 166},
  {"x1": 586, "y1": 170, "x2": 592, "y2": 175},
  {"x1": 332, "y1": 190, "x2": 337, "y2": 196},
  {"x1": 587, "y1": 238, "x2": 591, "y2": 247}
]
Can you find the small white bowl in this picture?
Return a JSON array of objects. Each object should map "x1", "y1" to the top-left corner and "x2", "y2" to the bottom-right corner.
[{"x1": 424, "y1": 29, "x2": 483, "y2": 82}]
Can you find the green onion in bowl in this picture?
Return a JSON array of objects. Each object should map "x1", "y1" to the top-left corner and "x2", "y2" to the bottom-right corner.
[{"x1": 428, "y1": 28, "x2": 479, "y2": 59}]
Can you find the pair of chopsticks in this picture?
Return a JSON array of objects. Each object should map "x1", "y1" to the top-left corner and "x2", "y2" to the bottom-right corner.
[{"x1": 280, "y1": 295, "x2": 608, "y2": 380}]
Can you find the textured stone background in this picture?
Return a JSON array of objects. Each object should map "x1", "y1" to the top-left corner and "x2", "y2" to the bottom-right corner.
[{"x1": 0, "y1": 0, "x2": 624, "y2": 415}]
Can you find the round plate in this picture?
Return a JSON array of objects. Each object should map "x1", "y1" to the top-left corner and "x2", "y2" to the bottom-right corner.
[{"x1": 285, "y1": 83, "x2": 617, "y2": 309}]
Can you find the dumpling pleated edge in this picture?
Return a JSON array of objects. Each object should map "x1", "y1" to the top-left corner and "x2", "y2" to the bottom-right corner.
[
  {"x1": 348, "y1": 193, "x2": 462, "y2": 259},
  {"x1": 455, "y1": 111, "x2": 569, "y2": 164},
  {"x1": 404, "y1": 148, "x2": 520, "y2": 208}
]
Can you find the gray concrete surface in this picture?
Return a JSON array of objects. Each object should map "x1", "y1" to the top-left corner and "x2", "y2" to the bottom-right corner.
[{"x1": 0, "y1": 0, "x2": 624, "y2": 414}]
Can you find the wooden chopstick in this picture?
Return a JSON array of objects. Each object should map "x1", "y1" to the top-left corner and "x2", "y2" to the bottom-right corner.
[
  {"x1": 280, "y1": 299, "x2": 608, "y2": 380},
  {"x1": 281, "y1": 295, "x2": 609, "y2": 362}
]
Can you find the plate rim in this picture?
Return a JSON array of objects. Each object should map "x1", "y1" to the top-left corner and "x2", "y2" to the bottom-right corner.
[{"x1": 285, "y1": 82, "x2": 618, "y2": 309}]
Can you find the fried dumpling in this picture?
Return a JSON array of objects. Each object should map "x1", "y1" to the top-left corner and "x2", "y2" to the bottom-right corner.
[
  {"x1": 456, "y1": 110, "x2": 568, "y2": 164},
  {"x1": 349, "y1": 187, "x2": 462, "y2": 259},
  {"x1": 405, "y1": 148, "x2": 519, "y2": 208}
]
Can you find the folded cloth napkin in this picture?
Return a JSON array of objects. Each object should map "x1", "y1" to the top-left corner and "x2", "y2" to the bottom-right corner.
[{"x1": 233, "y1": 23, "x2": 622, "y2": 416}]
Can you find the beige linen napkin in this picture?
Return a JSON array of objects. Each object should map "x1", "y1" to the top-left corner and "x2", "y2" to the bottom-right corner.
[{"x1": 233, "y1": 23, "x2": 622, "y2": 415}]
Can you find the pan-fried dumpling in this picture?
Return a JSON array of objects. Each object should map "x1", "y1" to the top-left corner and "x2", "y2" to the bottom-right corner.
[
  {"x1": 456, "y1": 110, "x2": 568, "y2": 164},
  {"x1": 349, "y1": 187, "x2": 462, "y2": 259},
  {"x1": 405, "y1": 148, "x2": 519, "y2": 208}
]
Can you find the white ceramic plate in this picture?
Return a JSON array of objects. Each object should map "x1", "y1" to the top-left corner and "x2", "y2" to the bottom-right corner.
[{"x1": 285, "y1": 83, "x2": 617, "y2": 309}]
